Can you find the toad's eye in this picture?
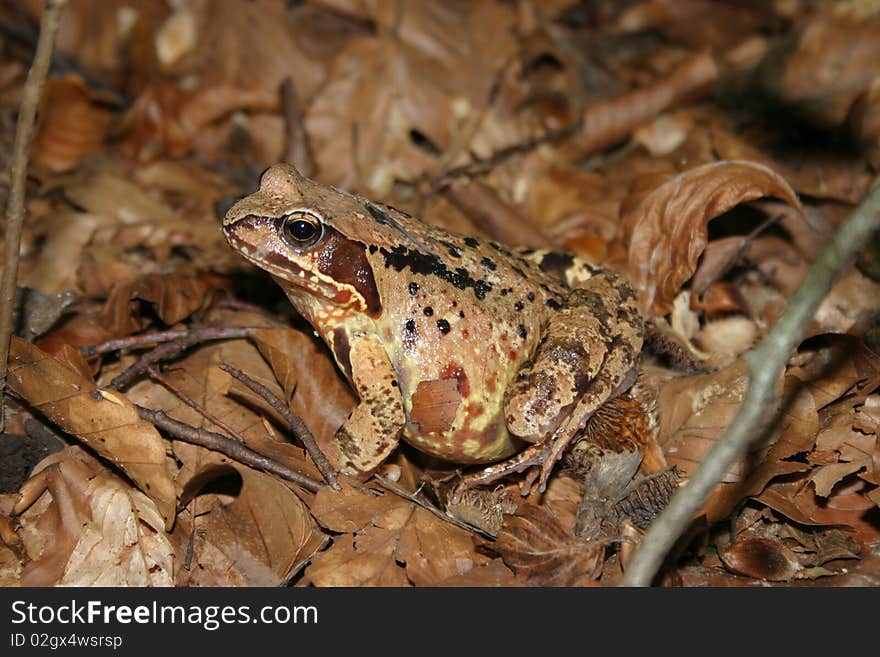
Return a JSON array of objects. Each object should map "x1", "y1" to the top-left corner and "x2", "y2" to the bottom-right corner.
[{"x1": 280, "y1": 211, "x2": 323, "y2": 248}]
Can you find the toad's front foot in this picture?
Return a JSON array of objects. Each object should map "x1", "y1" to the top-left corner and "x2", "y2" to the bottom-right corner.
[{"x1": 449, "y1": 442, "x2": 564, "y2": 504}]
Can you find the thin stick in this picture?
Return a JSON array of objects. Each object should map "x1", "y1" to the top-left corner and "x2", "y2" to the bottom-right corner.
[
  {"x1": 107, "y1": 327, "x2": 260, "y2": 390},
  {"x1": 372, "y1": 475, "x2": 495, "y2": 540},
  {"x1": 622, "y1": 183, "x2": 880, "y2": 586},
  {"x1": 147, "y1": 365, "x2": 249, "y2": 443},
  {"x1": 81, "y1": 327, "x2": 265, "y2": 356},
  {"x1": 0, "y1": 0, "x2": 67, "y2": 432},
  {"x1": 220, "y1": 363, "x2": 339, "y2": 490},
  {"x1": 135, "y1": 404, "x2": 323, "y2": 493}
]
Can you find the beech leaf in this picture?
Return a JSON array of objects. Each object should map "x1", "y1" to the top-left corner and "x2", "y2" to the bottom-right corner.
[
  {"x1": 613, "y1": 160, "x2": 802, "y2": 315},
  {"x1": 7, "y1": 337, "x2": 177, "y2": 528}
]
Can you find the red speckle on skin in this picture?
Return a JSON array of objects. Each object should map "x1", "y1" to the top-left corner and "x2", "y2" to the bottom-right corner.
[
  {"x1": 461, "y1": 329, "x2": 469, "y2": 338},
  {"x1": 466, "y1": 402, "x2": 485, "y2": 418},
  {"x1": 500, "y1": 332, "x2": 508, "y2": 342},
  {"x1": 508, "y1": 350, "x2": 517, "y2": 360},
  {"x1": 486, "y1": 373, "x2": 496, "y2": 393},
  {"x1": 441, "y1": 362, "x2": 470, "y2": 397}
]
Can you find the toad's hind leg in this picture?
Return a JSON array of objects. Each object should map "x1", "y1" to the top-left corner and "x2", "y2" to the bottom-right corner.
[{"x1": 457, "y1": 271, "x2": 643, "y2": 498}]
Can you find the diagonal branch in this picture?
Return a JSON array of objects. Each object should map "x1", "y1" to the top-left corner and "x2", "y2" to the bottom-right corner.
[
  {"x1": 0, "y1": 0, "x2": 67, "y2": 432},
  {"x1": 622, "y1": 183, "x2": 880, "y2": 586}
]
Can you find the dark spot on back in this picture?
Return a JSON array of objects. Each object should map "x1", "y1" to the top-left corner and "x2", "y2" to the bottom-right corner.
[
  {"x1": 405, "y1": 319, "x2": 416, "y2": 333},
  {"x1": 480, "y1": 257, "x2": 496, "y2": 271},
  {"x1": 546, "y1": 298, "x2": 562, "y2": 310},
  {"x1": 464, "y1": 237, "x2": 480, "y2": 248},
  {"x1": 409, "y1": 282, "x2": 419, "y2": 295},
  {"x1": 441, "y1": 240, "x2": 461, "y2": 258},
  {"x1": 474, "y1": 280, "x2": 492, "y2": 300},
  {"x1": 512, "y1": 266, "x2": 527, "y2": 279},
  {"x1": 538, "y1": 251, "x2": 575, "y2": 281},
  {"x1": 514, "y1": 301, "x2": 524, "y2": 311},
  {"x1": 436, "y1": 319, "x2": 451, "y2": 334},
  {"x1": 423, "y1": 306, "x2": 434, "y2": 316},
  {"x1": 381, "y1": 244, "x2": 491, "y2": 301},
  {"x1": 364, "y1": 202, "x2": 392, "y2": 225},
  {"x1": 527, "y1": 292, "x2": 536, "y2": 302},
  {"x1": 518, "y1": 325, "x2": 527, "y2": 339}
]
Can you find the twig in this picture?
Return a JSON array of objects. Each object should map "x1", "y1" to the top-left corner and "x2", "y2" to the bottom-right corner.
[
  {"x1": 426, "y1": 126, "x2": 575, "y2": 194},
  {"x1": 107, "y1": 326, "x2": 261, "y2": 390},
  {"x1": 280, "y1": 77, "x2": 315, "y2": 177},
  {"x1": 147, "y1": 365, "x2": 249, "y2": 443},
  {"x1": 135, "y1": 404, "x2": 323, "y2": 493},
  {"x1": 372, "y1": 475, "x2": 496, "y2": 540},
  {"x1": 81, "y1": 326, "x2": 267, "y2": 356},
  {"x1": 0, "y1": 0, "x2": 67, "y2": 432},
  {"x1": 622, "y1": 183, "x2": 880, "y2": 587},
  {"x1": 220, "y1": 363, "x2": 339, "y2": 490}
]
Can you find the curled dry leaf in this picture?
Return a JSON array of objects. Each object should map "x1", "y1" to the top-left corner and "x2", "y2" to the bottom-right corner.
[
  {"x1": 608, "y1": 160, "x2": 801, "y2": 316},
  {"x1": 6, "y1": 338, "x2": 176, "y2": 528},
  {"x1": 494, "y1": 503, "x2": 603, "y2": 586},
  {"x1": 175, "y1": 464, "x2": 327, "y2": 587},
  {"x1": 31, "y1": 74, "x2": 112, "y2": 173},
  {"x1": 14, "y1": 447, "x2": 174, "y2": 587},
  {"x1": 99, "y1": 273, "x2": 210, "y2": 336}
]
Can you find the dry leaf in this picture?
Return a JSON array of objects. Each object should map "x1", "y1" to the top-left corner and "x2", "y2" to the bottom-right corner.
[
  {"x1": 307, "y1": 486, "x2": 488, "y2": 586},
  {"x1": 124, "y1": 329, "x2": 321, "y2": 494},
  {"x1": 719, "y1": 537, "x2": 803, "y2": 582},
  {"x1": 396, "y1": 507, "x2": 488, "y2": 586},
  {"x1": 309, "y1": 479, "x2": 394, "y2": 534},
  {"x1": 7, "y1": 338, "x2": 176, "y2": 528},
  {"x1": 609, "y1": 160, "x2": 801, "y2": 315},
  {"x1": 32, "y1": 74, "x2": 112, "y2": 173},
  {"x1": 175, "y1": 464, "x2": 327, "y2": 587},
  {"x1": 494, "y1": 503, "x2": 603, "y2": 586},
  {"x1": 99, "y1": 273, "x2": 210, "y2": 335},
  {"x1": 305, "y1": 504, "x2": 413, "y2": 587},
  {"x1": 251, "y1": 328, "x2": 356, "y2": 449},
  {"x1": 305, "y1": 1, "x2": 516, "y2": 193},
  {"x1": 437, "y1": 559, "x2": 522, "y2": 586},
  {"x1": 15, "y1": 447, "x2": 174, "y2": 586}
]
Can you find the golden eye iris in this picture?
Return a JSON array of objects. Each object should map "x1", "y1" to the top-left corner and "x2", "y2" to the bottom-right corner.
[{"x1": 280, "y1": 211, "x2": 323, "y2": 248}]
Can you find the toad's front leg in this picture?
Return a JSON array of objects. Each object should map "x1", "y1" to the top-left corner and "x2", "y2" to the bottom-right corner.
[
  {"x1": 334, "y1": 333, "x2": 406, "y2": 476},
  {"x1": 457, "y1": 270, "x2": 644, "y2": 498}
]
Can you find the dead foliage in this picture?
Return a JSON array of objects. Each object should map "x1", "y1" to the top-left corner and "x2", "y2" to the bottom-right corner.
[{"x1": 0, "y1": 0, "x2": 878, "y2": 587}]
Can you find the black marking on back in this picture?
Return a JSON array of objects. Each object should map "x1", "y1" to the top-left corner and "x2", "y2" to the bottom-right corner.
[
  {"x1": 380, "y1": 244, "x2": 493, "y2": 301},
  {"x1": 538, "y1": 251, "x2": 575, "y2": 281},
  {"x1": 364, "y1": 202, "x2": 392, "y2": 225}
]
